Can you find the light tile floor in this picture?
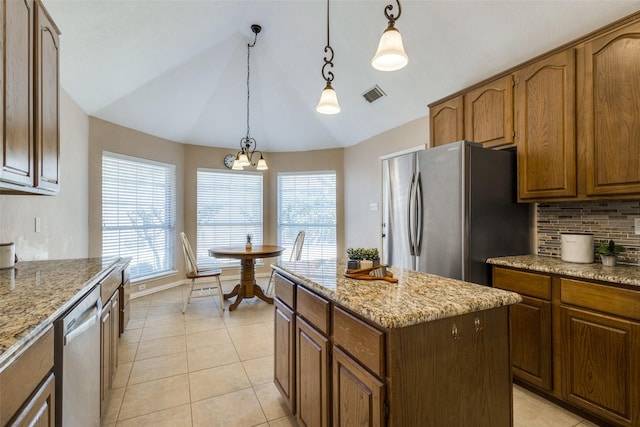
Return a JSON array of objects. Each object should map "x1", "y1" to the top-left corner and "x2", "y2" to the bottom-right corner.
[{"x1": 102, "y1": 279, "x2": 601, "y2": 427}]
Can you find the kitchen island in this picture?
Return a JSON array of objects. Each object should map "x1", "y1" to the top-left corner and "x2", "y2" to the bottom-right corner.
[{"x1": 271, "y1": 259, "x2": 521, "y2": 427}]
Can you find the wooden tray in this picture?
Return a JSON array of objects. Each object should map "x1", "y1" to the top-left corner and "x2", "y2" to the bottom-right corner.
[{"x1": 344, "y1": 265, "x2": 398, "y2": 283}]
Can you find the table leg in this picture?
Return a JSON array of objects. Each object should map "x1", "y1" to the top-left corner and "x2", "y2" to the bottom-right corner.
[{"x1": 253, "y1": 284, "x2": 274, "y2": 305}]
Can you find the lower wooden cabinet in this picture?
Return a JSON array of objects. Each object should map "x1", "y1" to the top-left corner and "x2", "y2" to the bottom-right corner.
[
  {"x1": 561, "y1": 306, "x2": 640, "y2": 426},
  {"x1": 274, "y1": 299, "x2": 295, "y2": 412},
  {"x1": 332, "y1": 347, "x2": 385, "y2": 427},
  {"x1": 100, "y1": 291, "x2": 120, "y2": 416},
  {"x1": 9, "y1": 373, "x2": 55, "y2": 427},
  {"x1": 296, "y1": 316, "x2": 330, "y2": 427}
]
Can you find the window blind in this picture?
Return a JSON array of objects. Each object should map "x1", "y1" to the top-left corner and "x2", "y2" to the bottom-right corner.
[
  {"x1": 197, "y1": 169, "x2": 263, "y2": 268},
  {"x1": 102, "y1": 152, "x2": 176, "y2": 280},
  {"x1": 277, "y1": 172, "x2": 337, "y2": 261}
]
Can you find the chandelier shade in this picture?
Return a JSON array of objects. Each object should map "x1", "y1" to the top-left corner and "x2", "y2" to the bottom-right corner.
[{"x1": 372, "y1": 0, "x2": 408, "y2": 72}]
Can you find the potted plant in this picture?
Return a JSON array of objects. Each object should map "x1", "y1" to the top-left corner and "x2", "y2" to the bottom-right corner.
[
  {"x1": 597, "y1": 240, "x2": 625, "y2": 266},
  {"x1": 362, "y1": 248, "x2": 380, "y2": 266},
  {"x1": 346, "y1": 247, "x2": 364, "y2": 269}
]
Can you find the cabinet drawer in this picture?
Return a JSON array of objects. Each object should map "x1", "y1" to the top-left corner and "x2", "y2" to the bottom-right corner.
[
  {"x1": 493, "y1": 267, "x2": 551, "y2": 300},
  {"x1": 561, "y1": 278, "x2": 640, "y2": 321},
  {"x1": 100, "y1": 268, "x2": 121, "y2": 304},
  {"x1": 0, "y1": 326, "x2": 54, "y2": 426},
  {"x1": 274, "y1": 274, "x2": 296, "y2": 309},
  {"x1": 334, "y1": 307, "x2": 385, "y2": 377},
  {"x1": 296, "y1": 286, "x2": 330, "y2": 335}
]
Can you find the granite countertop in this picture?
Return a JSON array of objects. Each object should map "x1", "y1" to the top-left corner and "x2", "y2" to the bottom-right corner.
[
  {"x1": 0, "y1": 257, "x2": 123, "y2": 370},
  {"x1": 487, "y1": 255, "x2": 640, "y2": 288},
  {"x1": 272, "y1": 259, "x2": 521, "y2": 329}
]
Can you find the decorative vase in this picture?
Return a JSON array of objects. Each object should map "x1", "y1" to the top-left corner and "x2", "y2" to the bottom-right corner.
[
  {"x1": 360, "y1": 260, "x2": 374, "y2": 269},
  {"x1": 347, "y1": 259, "x2": 360, "y2": 270},
  {"x1": 600, "y1": 255, "x2": 616, "y2": 267}
]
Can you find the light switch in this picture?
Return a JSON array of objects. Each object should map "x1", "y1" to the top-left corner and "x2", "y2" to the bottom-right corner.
[
  {"x1": 35, "y1": 217, "x2": 41, "y2": 233},
  {"x1": 369, "y1": 203, "x2": 379, "y2": 211}
]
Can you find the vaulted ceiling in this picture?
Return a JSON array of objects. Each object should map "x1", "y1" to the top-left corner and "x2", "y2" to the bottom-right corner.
[{"x1": 43, "y1": 0, "x2": 640, "y2": 152}]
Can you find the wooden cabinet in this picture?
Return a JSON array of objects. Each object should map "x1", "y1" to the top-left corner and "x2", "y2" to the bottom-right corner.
[
  {"x1": 561, "y1": 306, "x2": 640, "y2": 426},
  {"x1": 34, "y1": 0, "x2": 60, "y2": 192},
  {"x1": 274, "y1": 299, "x2": 295, "y2": 412},
  {"x1": 493, "y1": 265, "x2": 640, "y2": 426},
  {"x1": 100, "y1": 269, "x2": 122, "y2": 416},
  {"x1": 296, "y1": 316, "x2": 330, "y2": 427},
  {"x1": 0, "y1": 0, "x2": 59, "y2": 194},
  {"x1": 429, "y1": 95, "x2": 464, "y2": 147},
  {"x1": 332, "y1": 347, "x2": 385, "y2": 427},
  {"x1": 580, "y1": 20, "x2": 640, "y2": 197},
  {"x1": 119, "y1": 265, "x2": 131, "y2": 335},
  {"x1": 0, "y1": 327, "x2": 55, "y2": 427},
  {"x1": 464, "y1": 75, "x2": 515, "y2": 148},
  {"x1": 493, "y1": 267, "x2": 553, "y2": 391},
  {"x1": 1, "y1": 0, "x2": 34, "y2": 188},
  {"x1": 516, "y1": 49, "x2": 577, "y2": 201}
]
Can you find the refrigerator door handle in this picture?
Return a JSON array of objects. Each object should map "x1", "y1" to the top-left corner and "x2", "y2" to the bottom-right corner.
[
  {"x1": 407, "y1": 173, "x2": 416, "y2": 256},
  {"x1": 414, "y1": 172, "x2": 423, "y2": 256}
]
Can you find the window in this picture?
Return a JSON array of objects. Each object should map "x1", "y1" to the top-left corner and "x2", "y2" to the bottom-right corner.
[
  {"x1": 277, "y1": 172, "x2": 337, "y2": 261},
  {"x1": 197, "y1": 169, "x2": 263, "y2": 268},
  {"x1": 102, "y1": 152, "x2": 176, "y2": 280}
]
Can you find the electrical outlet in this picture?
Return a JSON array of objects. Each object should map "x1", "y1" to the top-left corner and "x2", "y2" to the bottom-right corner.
[
  {"x1": 635, "y1": 218, "x2": 640, "y2": 235},
  {"x1": 138, "y1": 284, "x2": 146, "y2": 291}
]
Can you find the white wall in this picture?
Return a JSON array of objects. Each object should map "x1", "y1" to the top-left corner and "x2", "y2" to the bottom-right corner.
[
  {"x1": 0, "y1": 90, "x2": 89, "y2": 260},
  {"x1": 344, "y1": 116, "x2": 430, "y2": 252}
]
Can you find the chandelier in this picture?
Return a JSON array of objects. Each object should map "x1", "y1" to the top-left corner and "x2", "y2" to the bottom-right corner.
[
  {"x1": 232, "y1": 24, "x2": 268, "y2": 170},
  {"x1": 316, "y1": 0, "x2": 341, "y2": 114}
]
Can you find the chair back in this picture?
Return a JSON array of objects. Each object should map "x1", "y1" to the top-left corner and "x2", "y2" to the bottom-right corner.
[
  {"x1": 290, "y1": 231, "x2": 305, "y2": 261},
  {"x1": 180, "y1": 232, "x2": 199, "y2": 276}
]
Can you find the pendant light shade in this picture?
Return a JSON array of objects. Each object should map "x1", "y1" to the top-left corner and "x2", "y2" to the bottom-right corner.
[
  {"x1": 256, "y1": 155, "x2": 268, "y2": 170},
  {"x1": 316, "y1": 82, "x2": 341, "y2": 114},
  {"x1": 372, "y1": 0, "x2": 408, "y2": 72},
  {"x1": 372, "y1": 24, "x2": 408, "y2": 71}
]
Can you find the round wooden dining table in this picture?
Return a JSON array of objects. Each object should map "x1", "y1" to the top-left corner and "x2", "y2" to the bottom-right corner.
[{"x1": 208, "y1": 245, "x2": 284, "y2": 311}]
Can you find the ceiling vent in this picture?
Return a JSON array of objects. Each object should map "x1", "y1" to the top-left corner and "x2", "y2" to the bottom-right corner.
[{"x1": 362, "y1": 85, "x2": 386, "y2": 103}]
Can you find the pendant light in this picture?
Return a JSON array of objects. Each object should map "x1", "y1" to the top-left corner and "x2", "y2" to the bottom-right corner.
[
  {"x1": 372, "y1": 0, "x2": 408, "y2": 71},
  {"x1": 233, "y1": 24, "x2": 268, "y2": 171},
  {"x1": 316, "y1": 0, "x2": 341, "y2": 114}
]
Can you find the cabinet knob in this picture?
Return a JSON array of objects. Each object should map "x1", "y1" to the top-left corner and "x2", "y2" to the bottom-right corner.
[
  {"x1": 451, "y1": 323, "x2": 461, "y2": 340},
  {"x1": 474, "y1": 317, "x2": 483, "y2": 332}
]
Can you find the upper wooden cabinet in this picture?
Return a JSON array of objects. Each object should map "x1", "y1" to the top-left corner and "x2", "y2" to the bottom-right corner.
[
  {"x1": 516, "y1": 49, "x2": 577, "y2": 201},
  {"x1": 429, "y1": 95, "x2": 464, "y2": 147},
  {"x1": 35, "y1": 0, "x2": 61, "y2": 192},
  {"x1": 0, "y1": 0, "x2": 60, "y2": 194},
  {"x1": 580, "y1": 20, "x2": 640, "y2": 197},
  {"x1": 464, "y1": 75, "x2": 515, "y2": 148}
]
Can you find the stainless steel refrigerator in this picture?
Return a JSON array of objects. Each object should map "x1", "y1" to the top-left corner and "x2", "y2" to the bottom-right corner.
[{"x1": 381, "y1": 140, "x2": 530, "y2": 285}]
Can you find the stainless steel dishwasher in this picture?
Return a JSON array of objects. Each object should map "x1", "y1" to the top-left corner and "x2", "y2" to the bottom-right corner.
[{"x1": 54, "y1": 284, "x2": 102, "y2": 427}]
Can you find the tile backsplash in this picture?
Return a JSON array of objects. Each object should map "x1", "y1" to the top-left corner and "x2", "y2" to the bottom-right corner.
[{"x1": 537, "y1": 201, "x2": 640, "y2": 265}]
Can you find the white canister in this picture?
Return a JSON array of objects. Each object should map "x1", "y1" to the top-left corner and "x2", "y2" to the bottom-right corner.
[
  {"x1": 0, "y1": 242, "x2": 15, "y2": 269},
  {"x1": 561, "y1": 233, "x2": 594, "y2": 263}
]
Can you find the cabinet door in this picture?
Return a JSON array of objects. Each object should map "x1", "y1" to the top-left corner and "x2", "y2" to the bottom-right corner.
[
  {"x1": 9, "y1": 373, "x2": 55, "y2": 427},
  {"x1": 510, "y1": 297, "x2": 552, "y2": 391},
  {"x1": 581, "y1": 21, "x2": 640, "y2": 197},
  {"x1": 429, "y1": 95, "x2": 464, "y2": 147},
  {"x1": 111, "y1": 295, "x2": 120, "y2": 377},
  {"x1": 274, "y1": 299, "x2": 295, "y2": 412},
  {"x1": 1, "y1": 0, "x2": 34, "y2": 187},
  {"x1": 34, "y1": 0, "x2": 60, "y2": 192},
  {"x1": 464, "y1": 75, "x2": 514, "y2": 148},
  {"x1": 296, "y1": 316, "x2": 330, "y2": 427},
  {"x1": 561, "y1": 306, "x2": 640, "y2": 426},
  {"x1": 516, "y1": 49, "x2": 577, "y2": 201},
  {"x1": 332, "y1": 347, "x2": 384, "y2": 427},
  {"x1": 436, "y1": 308, "x2": 511, "y2": 427}
]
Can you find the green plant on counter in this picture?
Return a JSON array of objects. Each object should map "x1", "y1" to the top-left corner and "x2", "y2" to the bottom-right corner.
[
  {"x1": 346, "y1": 247, "x2": 364, "y2": 260},
  {"x1": 362, "y1": 248, "x2": 380, "y2": 261},
  {"x1": 597, "y1": 240, "x2": 625, "y2": 256}
]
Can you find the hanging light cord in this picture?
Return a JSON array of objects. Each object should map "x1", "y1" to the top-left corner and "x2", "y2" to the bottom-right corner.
[
  {"x1": 321, "y1": 0, "x2": 335, "y2": 84},
  {"x1": 385, "y1": 0, "x2": 402, "y2": 23},
  {"x1": 245, "y1": 30, "x2": 258, "y2": 142}
]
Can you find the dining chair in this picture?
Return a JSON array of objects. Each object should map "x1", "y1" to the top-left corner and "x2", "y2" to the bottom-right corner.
[
  {"x1": 180, "y1": 232, "x2": 225, "y2": 314},
  {"x1": 267, "y1": 231, "x2": 305, "y2": 295}
]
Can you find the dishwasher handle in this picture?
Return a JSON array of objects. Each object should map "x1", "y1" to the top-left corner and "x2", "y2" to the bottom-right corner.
[{"x1": 64, "y1": 302, "x2": 100, "y2": 346}]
